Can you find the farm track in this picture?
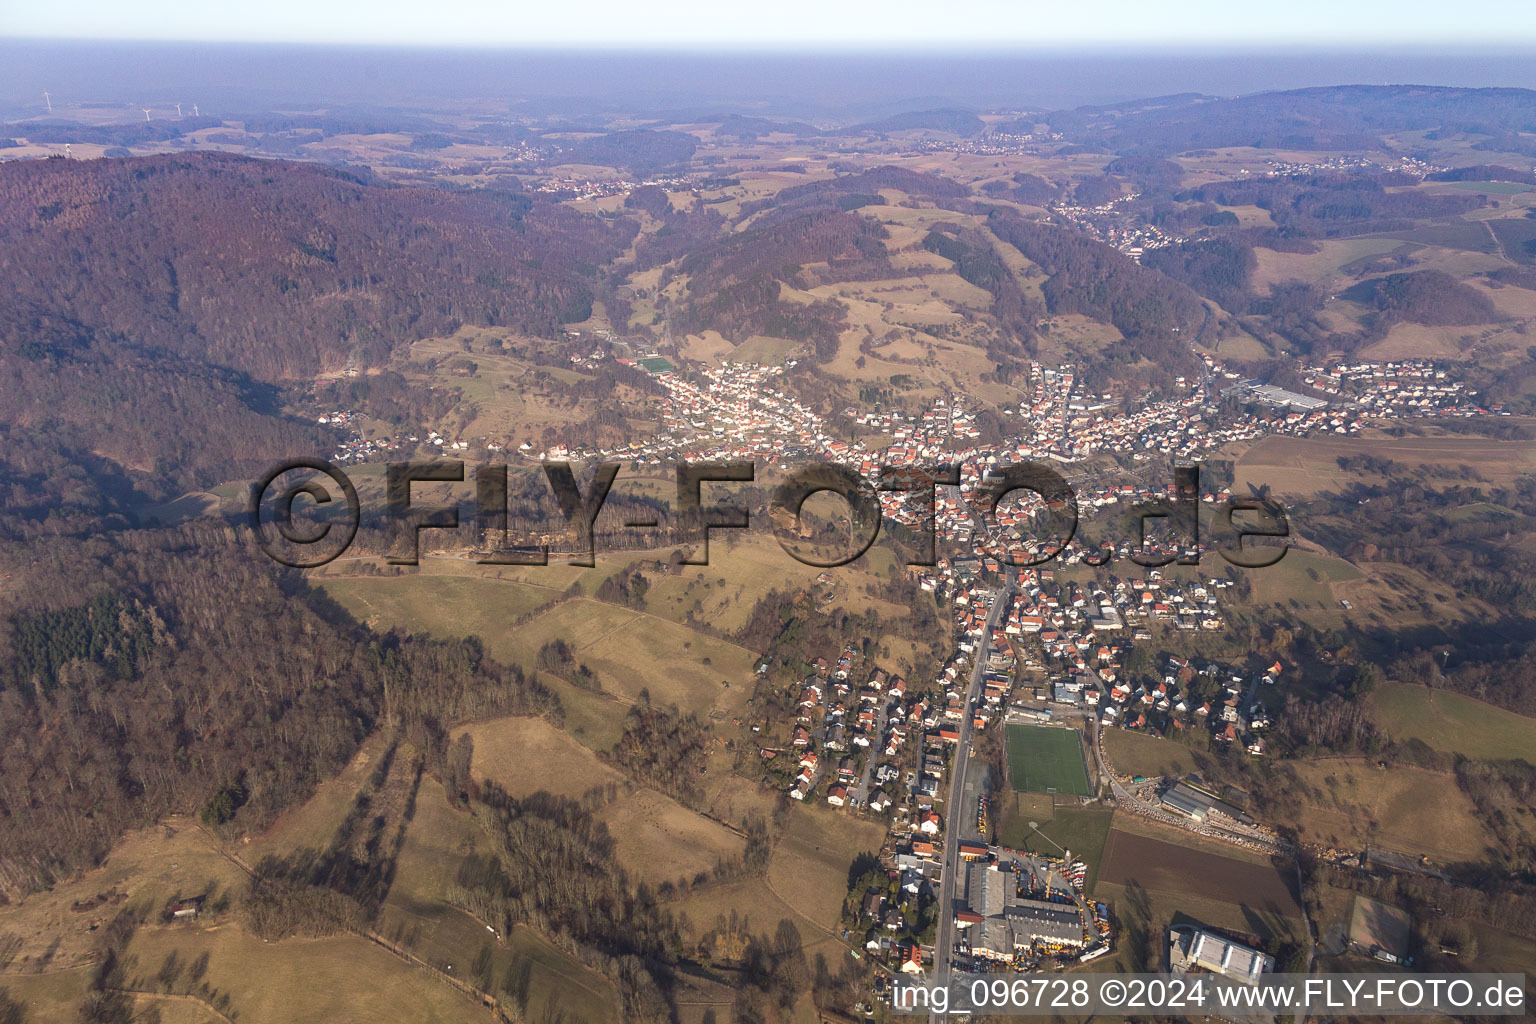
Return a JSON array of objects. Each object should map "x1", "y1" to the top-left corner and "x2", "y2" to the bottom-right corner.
[{"x1": 107, "y1": 987, "x2": 237, "y2": 1024}]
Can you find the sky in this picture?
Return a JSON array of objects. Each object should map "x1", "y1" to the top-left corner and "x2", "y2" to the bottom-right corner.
[{"x1": 6, "y1": 0, "x2": 1536, "y2": 48}]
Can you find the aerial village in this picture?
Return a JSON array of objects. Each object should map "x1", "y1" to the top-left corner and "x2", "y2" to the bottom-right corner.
[{"x1": 305, "y1": 346, "x2": 1493, "y2": 980}]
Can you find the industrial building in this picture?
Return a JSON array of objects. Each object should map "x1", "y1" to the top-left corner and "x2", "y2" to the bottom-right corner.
[
  {"x1": 961, "y1": 861, "x2": 1089, "y2": 955},
  {"x1": 972, "y1": 918, "x2": 1014, "y2": 961},
  {"x1": 1006, "y1": 899, "x2": 1088, "y2": 947},
  {"x1": 967, "y1": 862, "x2": 1007, "y2": 917},
  {"x1": 1221, "y1": 379, "x2": 1330, "y2": 411},
  {"x1": 1168, "y1": 925, "x2": 1273, "y2": 984},
  {"x1": 1159, "y1": 781, "x2": 1253, "y2": 824}
]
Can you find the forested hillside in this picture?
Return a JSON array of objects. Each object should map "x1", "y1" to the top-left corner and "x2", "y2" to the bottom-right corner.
[
  {"x1": 987, "y1": 209, "x2": 1205, "y2": 377},
  {"x1": 0, "y1": 153, "x2": 638, "y2": 509},
  {"x1": 0, "y1": 525, "x2": 555, "y2": 896}
]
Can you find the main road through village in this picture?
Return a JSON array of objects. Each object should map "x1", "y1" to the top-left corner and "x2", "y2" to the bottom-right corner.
[{"x1": 930, "y1": 575, "x2": 1014, "y2": 1018}]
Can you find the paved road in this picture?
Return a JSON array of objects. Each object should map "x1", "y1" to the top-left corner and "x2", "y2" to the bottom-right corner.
[
  {"x1": 930, "y1": 581, "x2": 1013, "y2": 1018},
  {"x1": 850, "y1": 695, "x2": 893, "y2": 806}
]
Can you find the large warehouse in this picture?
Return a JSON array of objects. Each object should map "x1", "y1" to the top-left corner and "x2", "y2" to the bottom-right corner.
[
  {"x1": 1159, "y1": 781, "x2": 1253, "y2": 824},
  {"x1": 1169, "y1": 925, "x2": 1274, "y2": 984},
  {"x1": 961, "y1": 862, "x2": 1089, "y2": 955},
  {"x1": 1006, "y1": 899, "x2": 1088, "y2": 947}
]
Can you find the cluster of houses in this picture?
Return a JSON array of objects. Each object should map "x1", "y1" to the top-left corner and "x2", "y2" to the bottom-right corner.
[
  {"x1": 1009, "y1": 568, "x2": 1229, "y2": 646},
  {"x1": 780, "y1": 653, "x2": 923, "y2": 809},
  {"x1": 807, "y1": 592, "x2": 1027, "y2": 968},
  {"x1": 313, "y1": 342, "x2": 1486, "y2": 567},
  {"x1": 1304, "y1": 359, "x2": 1495, "y2": 418},
  {"x1": 542, "y1": 345, "x2": 1484, "y2": 488},
  {"x1": 549, "y1": 360, "x2": 835, "y2": 467},
  {"x1": 1100, "y1": 654, "x2": 1282, "y2": 755},
  {"x1": 1261, "y1": 154, "x2": 1443, "y2": 177},
  {"x1": 912, "y1": 130, "x2": 1065, "y2": 157},
  {"x1": 852, "y1": 395, "x2": 982, "y2": 448},
  {"x1": 325, "y1": 415, "x2": 474, "y2": 465},
  {"x1": 1048, "y1": 187, "x2": 1182, "y2": 259},
  {"x1": 854, "y1": 884, "x2": 929, "y2": 967},
  {"x1": 529, "y1": 172, "x2": 691, "y2": 201},
  {"x1": 774, "y1": 630, "x2": 1009, "y2": 829}
]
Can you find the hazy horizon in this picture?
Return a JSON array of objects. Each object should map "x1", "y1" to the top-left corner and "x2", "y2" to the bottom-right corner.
[
  {"x1": 4, "y1": 40, "x2": 1536, "y2": 120},
  {"x1": 7, "y1": 0, "x2": 1536, "y2": 47}
]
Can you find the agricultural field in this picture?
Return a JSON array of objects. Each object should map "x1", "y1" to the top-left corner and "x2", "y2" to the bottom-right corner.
[
  {"x1": 726, "y1": 334, "x2": 802, "y2": 364},
  {"x1": 0, "y1": 814, "x2": 250, "y2": 974},
  {"x1": 453, "y1": 716, "x2": 748, "y2": 888},
  {"x1": 1372, "y1": 684, "x2": 1536, "y2": 763},
  {"x1": 379, "y1": 778, "x2": 481, "y2": 911},
  {"x1": 0, "y1": 970, "x2": 120, "y2": 1024},
  {"x1": 670, "y1": 803, "x2": 884, "y2": 967},
  {"x1": 245, "y1": 733, "x2": 397, "y2": 859},
  {"x1": 764, "y1": 803, "x2": 888, "y2": 935},
  {"x1": 1006, "y1": 724, "x2": 1093, "y2": 796},
  {"x1": 1101, "y1": 728, "x2": 1199, "y2": 780},
  {"x1": 1286, "y1": 758, "x2": 1493, "y2": 863},
  {"x1": 401, "y1": 332, "x2": 607, "y2": 441},
  {"x1": 702, "y1": 771, "x2": 782, "y2": 830},
  {"x1": 317, "y1": 574, "x2": 560, "y2": 644},
  {"x1": 1469, "y1": 924, "x2": 1536, "y2": 976},
  {"x1": 456, "y1": 715, "x2": 625, "y2": 800},
  {"x1": 1327, "y1": 561, "x2": 1495, "y2": 632},
  {"x1": 1438, "y1": 180, "x2": 1536, "y2": 196},
  {"x1": 1242, "y1": 548, "x2": 1363, "y2": 612},
  {"x1": 1107, "y1": 810, "x2": 1280, "y2": 868},
  {"x1": 0, "y1": 735, "x2": 612, "y2": 1024},
  {"x1": 377, "y1": 905, "x2": 617, "y2": 1024},
  {"x1": 638, "y1": 531, "x2": 837, "y2": 633},
  {"x1": 1489, "y1": 216, "x2": 1536, "y2": 265},
  {"x1": 504, "y1": 599, "x2": 758, "y2": 715},
  {"x1": 594, "y1": 789, "x2": 746, "y2": 888},
  {"x1": 1236, "y1": 432, "x2": 1536, "y2": 496},
  {"x1": 680, "y1": 329, "x2": 735, "y2": 363},
  {"x1": 537, "y1": 672, "x2": 633, "y2": 750},
  {"x1": 1097, "y1": 827, "x2": 1303, "y2": 938},
  {"x1": 124, "y1": 925, "x2": 484, "y2": 1024},
  {"x1": 1362, "y1": 319, "x2": 1488, "y2": 361},
  {"x1": 359, "y1": 772, "x2": 623, "y2": 1024},
  {"x1": 1250, "y1": 236, "x2": 1411, "y2": 291},
  {"x1": 671, "y1": 876, "x2": 845, "y2": 965}
]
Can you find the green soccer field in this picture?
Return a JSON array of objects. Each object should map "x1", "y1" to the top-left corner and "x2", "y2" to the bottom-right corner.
[{"x1": 1007, "y1": 724, "x2": 1093, "y2": 796}]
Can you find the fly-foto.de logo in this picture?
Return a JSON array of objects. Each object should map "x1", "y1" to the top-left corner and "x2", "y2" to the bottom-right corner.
[{"x1": 248, "y1": 458, "x2": 1288, "y2": 570}]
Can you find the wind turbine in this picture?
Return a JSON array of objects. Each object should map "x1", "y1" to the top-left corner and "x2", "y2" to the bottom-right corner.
[
  {"x1": 142, "y1": 108, "x2": 152, "y2": 122},
  {"x1": 64, "y1": 143, "x2": 72, "y2": 159},
  {"x1": 193, "y1": 104, "x2": 200, "y2": 117},
  {"x1": 176, "y1": 102, "x2": 182, "y2": 118},
  {"x1": 43, "y1": 91, "x2": 52, "y2": 112}
]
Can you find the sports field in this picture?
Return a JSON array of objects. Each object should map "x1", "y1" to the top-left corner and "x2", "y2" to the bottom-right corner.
[{"x1": 1006, "y1": 724, "x2": 1093, "y2": 797}]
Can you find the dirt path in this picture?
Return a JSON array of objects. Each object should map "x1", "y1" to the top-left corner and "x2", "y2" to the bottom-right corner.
[
  {"x1": 1483, "y1": 219, "x2": 1516, "y2": 265},
  {"x1": 108, "y1": 987, "x2": 237, "y2": 1024}
]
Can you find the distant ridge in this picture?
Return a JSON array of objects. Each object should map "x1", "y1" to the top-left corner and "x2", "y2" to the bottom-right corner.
[{"x1": 1021, "y1": 84, "x2": 1536, "y2": 155}]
